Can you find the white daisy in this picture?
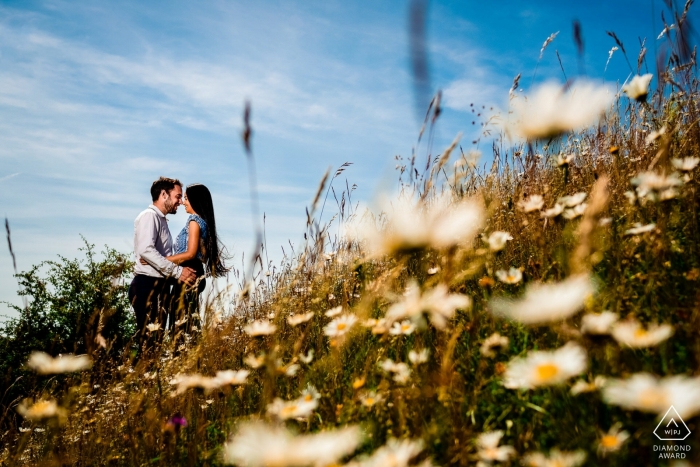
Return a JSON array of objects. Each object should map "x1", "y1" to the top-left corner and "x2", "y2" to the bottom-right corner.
[
  {"x1": 631, "y1": 171, "x2": 683, "y2": 202},
  {"x1": 502, "y1": 342, "x2": 587, "y2": 389},
  {"x1": 408, "y1": 348, "x2": 430, "y2": 365},
  {"x1": 623, "y1": 73, "x2": 653, "y2": 101},
  {"x1": 603, "y1": 373, "x2": 700, "y2": 418},
  {"x1": 562, "y1": 203, "x2": 587, "y2": 220},
  {"x1": 486, "y1": 231, "x2": 513, "y2": 251},
  {"x1": 598, "y1": 423, "x2": 630, "y2": 453},
  {"x1": 581, "y1": 311, "x2": 619, "y2": 335},
  {"x1": 557, "y1": 192, "x2": 587, "y2": 207},
  {"x1": 522, "y1": 449, "x2": 586, "y2": 467},
  {"x1": 170, "y1": 370, "x2": 249, "y2": 395},
  {"x1": 556, "y1": 154, "x2": 575, "y2": 167},
  {"x1": 386, "y1": 282, "x2": 471, "y2": 329},
  {"x1": 518, "y1": 195, "x2": 545, "y2": 213},
  {"x1": 490, "y1": 274, "x2": 595, "y2": 325},
  {"x1": 26, "y1": 352, "x2": 92, "y2": 374},
  {"x1": 496, "y1": 267, "x2": 523, "y2": 284},
  {"x1": 325, "y1": 306, "x2": 343, "y2": 317},
  {"x1": 645, "y1": 126, "x2": 667, "y2": 145},
  {"x1": 505, "y1": 80, "x2": 613, "y2": 140},
  {"x1": 360, "y1": 438, "x2": 424, "y2": 467},
  {"x1": 611, "y1": 320, "x2": 673, "y2": 348},
  {"x1": 17, "y1": 399, "x2": 68, "y2": 423},
  {"x1": 222, "y1": 422, "x2": 361, "y2": 467},
  {"x1": 244, "y1": 320, "x2": 277, "y2": 337},
  {"x1": 360, "y1": 391, "x2": 384, "y2": 407},
  {"x1": 364, "y1": 318, "x2": 390, "y2": 334},
  {"x1": 389, "y1": 320, "x2": 417, "y2": 335},
  {"x1": 267, "y1": 395, "x2": 318, "y2": 420},
  {"x1": 672, "y1": 157, "x2": 700, "y2": 172},
  {"x1": 476, "y1": 430, "x2": 516, "y2": 463},
  {"x1": 287, "y1": 312, "x2": 314, "y2": 326},
  {"x1": 541, "y1": 204, "x2": 564, "y2": 218},
  {"x1": 570, "y1": 375, "x2": 607, "y2": 395},
  {"x1": 244, "y1": 353, "x2": 266, "y2": 369},
  {"x1": 344, "y1": 193, "x2": 484, "y2": 256},
  {"x1": 323, "y1": 314, "x2": 358, "y2": 337},
  {"x1": 299, "y1": 349, "x2": 314, "y2": 364},
  {"x1": 379, "y1": 359, "x2": 412, "y2": 385},
  {"x1": 480, "y1": 333, "x2": 510, "y2": 358},
  {"x1": 624, "y1": 223, "x2": 656, "y2": 236}
]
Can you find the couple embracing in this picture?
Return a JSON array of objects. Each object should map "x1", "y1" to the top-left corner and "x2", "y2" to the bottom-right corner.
[{"x1": 129, "y1": 176, "x2": 228, "y2": 352}]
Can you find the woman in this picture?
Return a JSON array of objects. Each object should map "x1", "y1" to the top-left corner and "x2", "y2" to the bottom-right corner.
[{"x1": 142, "y1": 183, "x2": 229, "y2": 335}]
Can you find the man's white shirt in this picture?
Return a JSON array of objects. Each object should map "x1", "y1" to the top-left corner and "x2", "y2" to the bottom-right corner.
[{"x1": 133, "y1": 205, "x2": 183, "y2": 279}]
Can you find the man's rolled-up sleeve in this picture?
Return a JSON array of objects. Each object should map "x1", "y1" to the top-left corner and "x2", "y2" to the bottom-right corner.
[{"x1": 135, "y1": 212, "x2": 183, "y2": 279}]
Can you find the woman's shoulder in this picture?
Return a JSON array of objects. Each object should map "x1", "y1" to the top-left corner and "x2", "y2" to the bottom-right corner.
[{"x1": 188, "y1": 214, "x2": 207, "y2": 231}]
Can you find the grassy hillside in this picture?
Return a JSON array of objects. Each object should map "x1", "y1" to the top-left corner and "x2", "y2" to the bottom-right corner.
[{"x1": 3, "y1": 23, "x2": 700, "y2": 467}]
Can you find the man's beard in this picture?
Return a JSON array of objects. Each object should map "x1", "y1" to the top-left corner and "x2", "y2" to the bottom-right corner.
[{"x1": 164, "y1": 198, "x2": 177, "y2": 214}]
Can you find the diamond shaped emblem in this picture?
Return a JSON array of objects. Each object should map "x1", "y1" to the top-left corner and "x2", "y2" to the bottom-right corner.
[{"x1": 654, "y1": 406, "x2": 691, "y2": 441}]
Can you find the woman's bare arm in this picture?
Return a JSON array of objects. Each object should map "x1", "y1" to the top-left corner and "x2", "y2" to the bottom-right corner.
[
  {"x1": 167, "y1": 220, "x2": 201, "y2": 264},
  {"x1": 141, "y1": 220, "x2": 201, "y2": 266}
]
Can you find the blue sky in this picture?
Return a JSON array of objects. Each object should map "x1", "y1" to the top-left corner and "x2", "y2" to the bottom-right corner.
[{"x1": 0, "y1": 0, "x2": 673, "y2": 318}]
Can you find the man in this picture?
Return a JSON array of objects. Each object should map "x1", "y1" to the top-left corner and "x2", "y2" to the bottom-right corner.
[{"x1": 129, "y1": 176, "x2": 196, "y2": 352}]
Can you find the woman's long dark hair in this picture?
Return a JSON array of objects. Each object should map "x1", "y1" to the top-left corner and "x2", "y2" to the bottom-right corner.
[{"x1": 185, "y1": 183, "x2": 230, "y2": 278}]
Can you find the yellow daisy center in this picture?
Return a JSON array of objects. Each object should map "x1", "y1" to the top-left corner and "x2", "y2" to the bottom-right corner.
[
  {"x1": 304, "y1": 394, "x2": 313, "y2": 401},
  {"x1": 639, "y1": 389, "x2": 665, "y2": 409},
  {"x1": 337, "y1": 323, "x2": 347, "y2": 331},
  {"x1": 280, "y1": 404, "x2": 298, "y2": 417},
  {"x1": 401, "y1": 324, "x2": 411, "y2": 332},
  {"x1": 634, "y1": 328, "x2": 648, "y2": 339},
  {"x1": 364, "y1": 397, "x2": 375, "y2": 406},
  {"x1": 601, "y1": 435, "x2": 619, "y2": 449},
  {"x1": 535, "y1": 363, "x2": 559, "y2": 382}
]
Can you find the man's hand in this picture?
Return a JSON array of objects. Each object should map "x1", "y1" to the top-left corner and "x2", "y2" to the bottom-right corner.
[
  {"x1": 139, "y1": 257, "x2": 148, "y2": 265},
  {"x1": 178, "y1": 267, "x2": 197, "y2": 286}
]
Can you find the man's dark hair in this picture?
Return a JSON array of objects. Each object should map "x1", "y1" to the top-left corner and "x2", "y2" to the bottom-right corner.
[{"x1": 150, "y1": 177, "x2": 182, "y2": 201}]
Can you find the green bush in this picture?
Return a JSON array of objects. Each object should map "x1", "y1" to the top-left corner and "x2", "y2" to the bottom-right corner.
[{"x1": 0, "y1": 239, "x2": 134, "y2": 428}]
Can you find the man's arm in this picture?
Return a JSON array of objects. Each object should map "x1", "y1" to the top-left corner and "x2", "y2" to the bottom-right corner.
[{"x1": 135, "y1": 211, "x2": 183, "y2": 278}]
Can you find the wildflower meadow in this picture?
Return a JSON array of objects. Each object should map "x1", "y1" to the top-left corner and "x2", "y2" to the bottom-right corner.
[{"x1": 2, "y1": 3, "x2": 700, "y2": 466}]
